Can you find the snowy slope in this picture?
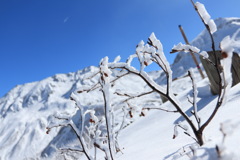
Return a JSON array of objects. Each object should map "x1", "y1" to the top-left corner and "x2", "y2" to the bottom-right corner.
[
  {"x1": 0, "y1": 66, "x2": 99, "y2": 159},
  {"x1": 0, "y1": 66, "x2": 150, "y2": 159},
  {"x1": 0, "y1": 17, "x2": 240, "y2": 160},
  {"x1": 118, "y1": 80, "x2": 240, "y2": 160}
]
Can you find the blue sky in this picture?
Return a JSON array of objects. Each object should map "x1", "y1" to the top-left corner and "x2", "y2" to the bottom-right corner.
[{"x1": 0, "y1": 0, "x2": 239, "y2": 97}]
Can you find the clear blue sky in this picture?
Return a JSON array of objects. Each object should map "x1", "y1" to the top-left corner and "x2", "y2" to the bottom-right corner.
[{"x1": 0, "y1": 0, "x2": 239, "y2": 97}]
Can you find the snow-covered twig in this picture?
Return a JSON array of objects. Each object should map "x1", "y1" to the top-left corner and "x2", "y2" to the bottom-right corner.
[
  {"x1": 188, "y1": 70, "x2": 201, "y2": 129},
  {"x1": 173, "y1": 122, "x2": 198, "y2": 143},
  {"x1": 171, "y1": 43, "x2": 215, "y2": 66},
  {"x1": 85, "y1": 70, "x2": 100, "y2": 80},
  {"x1": 114, "y1": 90, "x2": 154, "y2": 103},
  {"x1": 99, "y1": 57, "x2": 115, "y2": 160},
  {"x1": 143, "y1": 107, "x2": 178, "y2": 113},
  {"x1": 60, "y1": 147, "x2": 84, "y2": 153},
  {"x1": 47, "y1": 119, "x2": 93, "y2": 160},
  {"x1": 77, "y1": 72, "x2": 129, "y2": 94},
  {"x1": 190, "y1": 0, "x2": 220, "y2": 79},
  {"x1": 107, "y1": 34, "x2": 202, "y2": 145},
  {"x1": 199, "y1": 32, "x2": 237, "y2": 135},
  {"x1": 148, "y1": 33, "x2": 173, "y2": 95}
]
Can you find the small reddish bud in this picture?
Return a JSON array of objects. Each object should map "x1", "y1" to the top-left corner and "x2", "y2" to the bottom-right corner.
[
  {"x1": 221, "y1": 52, "x2": 228, "y2": 58},
  {"x1": 89, "y1": 118, "x2": 95, "y2": 123},
  {"x1": 46, "y1": 128, "x2": 50, "y2": 134},
  {"x1": 104, "y1": 73, "x2": 108, "y2": 77},
  {"x1": 170, "y1": 49, "x2": 178, "y2": 54},
  {"x1": 129, "y1": 111, "x2": 133, "y2": 118},
  {"x1": 140, "y1": 112, "x2": 145, "y2": 117}
]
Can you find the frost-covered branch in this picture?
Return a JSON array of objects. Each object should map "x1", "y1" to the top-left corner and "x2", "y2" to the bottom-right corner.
[
  {"x1": 190, "y1": 0, "x2": 220, "y2": 85},
  {"x1": 191, "y1": 1, "x2": 217, "y2": 34},
  {"x1": 171, "y1": 43, "x2": 215, "y2": 66},
  {"x1": 47, "y1": 2, "x2": 238, "y2": 158},
  {"x1": 99, "y1": 57, "x2": 115, "y2": 160},
  {"x1": 148, "y1": 33, "x2": 173, "y2": 95},
  {"x1": 77, "y1": 71, "x2": 129, "y2": 94},
  {"x1": 188, "y1": 70, "x2": 201, "y2": 129},
  {"x1": 60, "y1": 147, "x2": 84, "y2": 153},
  {"x1": 47, "y1": 118, "x2": 93, "y2": 160},
  {"x1": 199, "y1": 31, "x2": 239, "y2": 133},
  {"x1": 173, "y1": 122, "x2": 198, "y2": 143},
  {"x1": 143, "y1": 107, "x2": 178, "y2": 113},
  {"x1": 107, "y1": 33, "x2": 201, "y2": 145},
  {"x1": 115, "y1": 90, "x2": 154, "y2": 102}
]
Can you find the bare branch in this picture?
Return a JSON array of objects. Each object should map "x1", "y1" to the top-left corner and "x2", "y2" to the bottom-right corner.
[
  {"x1": 123, "y1": 90, "x2": 155, "y2": 102},
  {"x1": 188, "y1": 70, "x2": 201, "y2": 129},
  {"x1": 107, "y1": 62, "x2": 198, "y2": 138},
  {"x1": 77, "y1": 72, "x2": 129, "y2": 94},
  {"x1": 85, "y1": 71, "x2": 100, "y2": 80},
  {"x1": 143, "y1": 107, "x2": 178, "y2": 113},
  {"x1": 100, "y1": 57, "x2": 115, "y2": 160},
  {"x1": 60, "y1": 147, "x2": 84, "y2": 153},
  {"x1": 47, "y1": 118, "x2": 92, "y2": 160},
  {"x1": 114, "y1": 92, "x2": 131, "y2": 97}
]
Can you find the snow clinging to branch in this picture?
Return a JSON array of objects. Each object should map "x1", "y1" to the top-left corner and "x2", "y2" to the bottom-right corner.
[
  {"x1": 172, "y1": 43, "x2": 209, "y2": 59},
  {"x1": 172, "y1": 42, "x2": 200, "y2": 53},
  {"x1": 195, "y1": 2, "x2": 217, "y2": 34}
]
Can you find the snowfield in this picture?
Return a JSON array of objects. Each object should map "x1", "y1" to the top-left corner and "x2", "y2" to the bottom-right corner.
[{"x1": 0, "y1": 17, "x2": 240, "y2": 160}]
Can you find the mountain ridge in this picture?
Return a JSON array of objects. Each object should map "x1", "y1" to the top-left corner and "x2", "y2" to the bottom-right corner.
[{"x1": 0, "y1": 17, "x2": 240, "y2": 159}]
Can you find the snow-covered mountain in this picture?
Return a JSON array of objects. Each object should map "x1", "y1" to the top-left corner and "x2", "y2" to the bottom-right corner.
[{"x1": 0, "y1": 17, "x2": 240, "y2": 160}]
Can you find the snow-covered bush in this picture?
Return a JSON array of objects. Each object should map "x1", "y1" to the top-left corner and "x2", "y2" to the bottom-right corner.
[{"x1": 47, "y1": 0, "x2": 238, "y2": 159}]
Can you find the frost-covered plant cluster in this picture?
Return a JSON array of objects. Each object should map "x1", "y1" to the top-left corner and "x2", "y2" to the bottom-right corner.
[{"x1": 47, "y1": 1, "x2": 239, "y2": 159}]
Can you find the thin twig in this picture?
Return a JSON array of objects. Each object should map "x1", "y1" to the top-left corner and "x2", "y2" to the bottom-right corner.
[
  {"x1": 108, "y1": 63, "x2": 199, "y2": 145},
  {"x1": 188, "y1": 70, "x2": 201, "y2": 129},
  {"x1": 77, "y1": 72, "x2": 129, "y2": 94},
  {"x1": 143, "y1": 107, "x2": 178, "y2": 113},
  {"x1": 123, "y1": 90, "x2": 155, "y2": 102},
  {"x1": 190, "y1": 0, "x2": 225, "y2": 135},
  {"x1": 60, "y1": 148, "x2": 83, "y2": 153}
]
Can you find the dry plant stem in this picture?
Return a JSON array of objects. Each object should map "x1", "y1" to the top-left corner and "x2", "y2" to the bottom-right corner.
[
  {"x1": 151, "y1": 48, "x2": 171, "y2": 94},
  {"x1": 190, "y1": 0, "x2": 225, "y2": 136},
  {"x1": 69, "y1": 122, "x2": 91, "y2": 160},
  {"x1": 171, "y1": 48, "x2": 216, "y2": 67},
  {"x1": 102, "y1": 89, "x2": 114, "y2": 160},
  {"x1": 178, "y1": 25, "x2": 205, "y2": 79},
  {"x1": 60, "y1": 148, "x2": 83, "y2": 153},
  {"x1": 190, "y1": 0, "x2": 221, "y2": 84},
  {"x1": 92, "y1": 118, "x2": 109, "y2": 160},
  {"x1": 94, "y1": 142, "x2": 110, "y2": 160},
  {"x1": 176, "y1": 124, "x2": 198, "y2": 143},
  {"x1": 188, "y1": 71, "x2": 201, "y2": 129},
  {"x1": 108, "y1": 64, "x2": 202, "y2": 145},
  {"x1": 115, "y1": 90, "x2": 154, "y2": 102},
  {"x1": 143, "y1": 107, "x2": 178, "y2": 113},
  {"x1": 77, "y1": 72, "x2": 129, "y2": 93},
  {"x1": 86, "y1": 70, "x2": 100, "y2": 80},
  {"x1": 48, "y1": 120, "x2": 92, "y2": 160},
  {"x1": 115, "y1": 108, "x2": 127, "y2": 138}
]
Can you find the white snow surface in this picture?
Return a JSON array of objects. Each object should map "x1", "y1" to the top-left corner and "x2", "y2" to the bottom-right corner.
[{"x1": 0, "y1": 17, "x2": 240, "y2": 160}]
